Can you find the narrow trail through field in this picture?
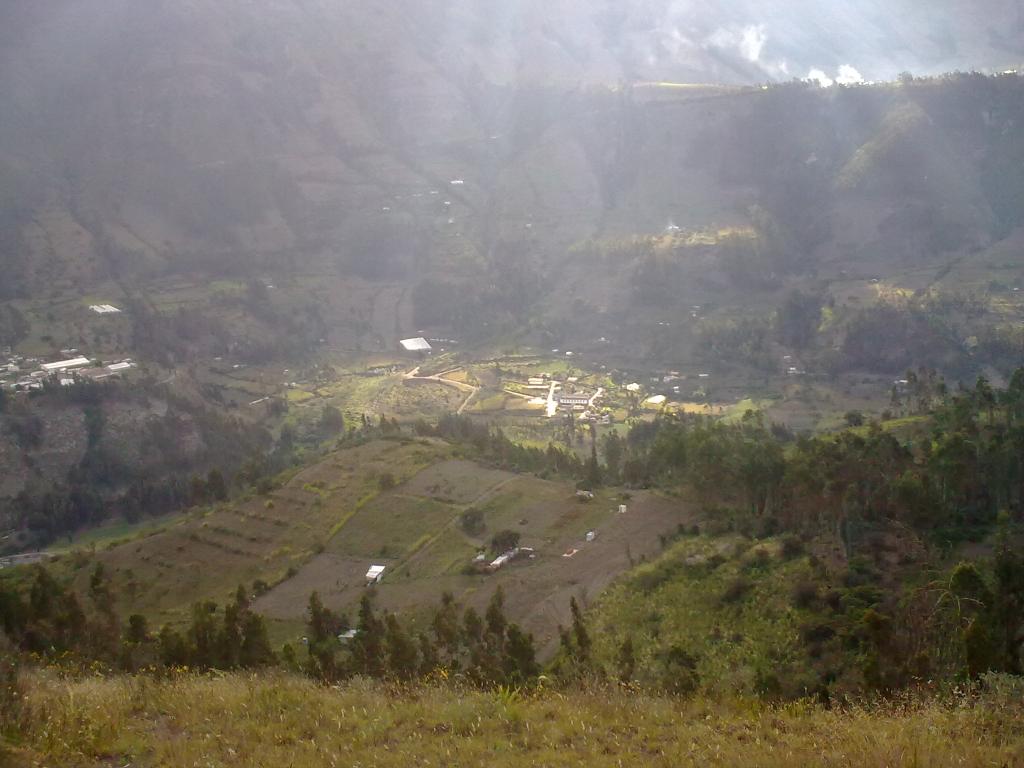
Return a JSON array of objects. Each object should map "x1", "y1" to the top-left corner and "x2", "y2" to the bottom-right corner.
[{"x1": 393, "y1": 474, "x2": 519, "y2": 577}]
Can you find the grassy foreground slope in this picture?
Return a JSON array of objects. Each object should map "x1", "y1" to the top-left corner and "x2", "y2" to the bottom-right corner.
[{"x1": 6, "y1": 672, "x2": 1024, "y2": 767}]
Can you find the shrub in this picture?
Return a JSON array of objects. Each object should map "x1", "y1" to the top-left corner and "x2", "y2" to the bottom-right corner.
[
  {"x1": 800, "y1": 623, "x2": 836, "y2": 645},
  {"x1": 779, "y1": 535, "x2": 804, "y2": 560},
  {"x1": 459, "y1": 508, "x2": 486, "y2": 537},
  {"x1": 742, "y1": 548, "x2": 772, "y2": 573},
  {"x1": 823, "y1": 590, "x2": 844, "y2": 613},
  {"x1": 656, "y1": 645, "x2": 700, "y2": 695},
  {"x1": 721, "y1": 577, "x2": 752, "y2": 604},
  {"x1": 791, "y1": 581, "x2": 820, "y2": 610},
  {"x1": 489, "y1": 530, "x2": 520, "y2": 555}
]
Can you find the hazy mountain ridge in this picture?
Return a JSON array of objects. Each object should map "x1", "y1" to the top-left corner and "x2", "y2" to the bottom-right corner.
[{"x1": 1, "y1": 0, "x2": 1022, "y2": 300}]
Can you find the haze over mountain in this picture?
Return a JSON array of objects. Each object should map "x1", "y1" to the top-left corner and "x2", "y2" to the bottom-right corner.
[{"x1": 1, "y1": 0, "x2": 1022, "y2": 293}]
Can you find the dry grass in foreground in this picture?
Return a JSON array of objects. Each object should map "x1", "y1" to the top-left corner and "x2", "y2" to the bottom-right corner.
[{"x1": 4, "y1": 672, "x2": 1024, "y2": 767}]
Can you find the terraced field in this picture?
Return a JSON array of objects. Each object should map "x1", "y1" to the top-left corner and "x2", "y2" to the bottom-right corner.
[
  {"x1": 253, "y1": 457, "x2": 691, "y2": 657},
  {"x1": 53, "y1": 437, "x2": 689, "y2": 655}
]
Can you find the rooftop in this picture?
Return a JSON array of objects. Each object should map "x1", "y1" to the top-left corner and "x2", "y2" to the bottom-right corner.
[
  {"x1": 41, "y1": 357, "x2": 91, "y2": 372},
  {"x1": 400, "y1": 337, "x2": 432, "y2": 352}
]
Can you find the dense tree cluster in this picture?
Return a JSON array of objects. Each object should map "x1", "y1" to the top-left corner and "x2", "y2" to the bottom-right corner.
[
  {"x1": 416, "y1": 414, "x2": 583, "y2": 477},
  {"x1": 301, "y1": 589, "x2": 538, "y2": 686},
  {"x1": 0, "y1": 565, "x2": 273, "y2": 673},
  {"x1": 1, "y1": 381, "x2": 273, "y2": 548},
  {"x1": 595, "y1": 370, "x2": 1024, "y2": 694}
]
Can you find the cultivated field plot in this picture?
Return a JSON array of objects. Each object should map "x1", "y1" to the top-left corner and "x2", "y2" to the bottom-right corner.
[
  {"x1": 254, "y1": 452, "x2": 690, "y2": 659},
  {"x1": 77, "y1": 440, "x2": 449, "y2": 625},
  {"x1": 327, "y1": 494, "x2": 458, "y2": 560},
  {"x1": 252, "y1": 553, "x2": 387, "y2": 621},
  {"x1": 399, "y1": 459, "x2": 515, "y2": 504}
]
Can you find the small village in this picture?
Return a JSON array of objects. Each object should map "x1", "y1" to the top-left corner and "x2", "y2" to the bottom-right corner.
[{"x1": 1, "y1": 348, "x2": 136, "y2": 393}]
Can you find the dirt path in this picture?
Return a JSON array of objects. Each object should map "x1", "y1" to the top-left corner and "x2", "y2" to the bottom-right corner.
[
  {"x1": 394, "y1": 474, "x2": 519, "y2": 577},
  {"x1": 403, "y1": 366, "x2": 480, "y2": 414}
]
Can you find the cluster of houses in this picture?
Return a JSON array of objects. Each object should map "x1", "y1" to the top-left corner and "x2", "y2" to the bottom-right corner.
[
  {"x1": 470, "y1": 546, "x2": 535, "y2": 574},
  {"x1": 1, "y1": 349, "x2": 136, "y2": 392}
]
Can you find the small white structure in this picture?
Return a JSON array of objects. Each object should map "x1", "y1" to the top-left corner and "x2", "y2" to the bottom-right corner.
[
  {"x1": 338, "y1": 629, "x2": 358, "y2": 642},
  {"x1": 490, "y1": 552, "x2": 512, "y2": 570},
  {"x1": 646, "y1": 395, "x2": 667, "y2": 406},
  {"x1": 585, "y1": 531, "x2": 596, "y2": 543},
  {"x1": 400, "y1": 337, "x2": 433, "y2": 353},
  {"x1": 618, "y1": 504, "x2": 627, "y2": 514},
  {"x1": 107, "y1": 361, "x2": 135, "y2": 372},
  {"x1": 626, "y1": 383, "x2": 641, "y2": 393},
  {"x1": 89, "y1": 304, "x2": 122, "y2": 314},
  {"x1": 488, "y1": 547, "x2": 533, "y2": 572},
  {"x1": 365, "y1": 565, "x2": 386, "y2": 585},
  {"x1": 41, "y1": 357, "x2": 91, "y2": 373},
  {"x1": 558, "y1": 393, "x2": 591, "y2": 410}
]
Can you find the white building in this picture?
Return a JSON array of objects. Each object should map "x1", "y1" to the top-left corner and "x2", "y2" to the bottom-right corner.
[
  {"x1": 365, "y1": 565, "x2": 386, "y2": 585},
  {"x1": 400, "y1": 337, "x2": 433, "y2": 353},
  {"x1": 41, "y1": 357, "x2": 91, "y2": 373}
]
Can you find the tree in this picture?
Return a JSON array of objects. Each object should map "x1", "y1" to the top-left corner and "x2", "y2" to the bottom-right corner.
[
  {"x1": 319, "y1": 405, "x2": 345, "y2": 435},
  {"x1": 503, "y1": 624, "x2": 539, "y2": 682},
  {"x1": 617, "y1": 635, "x2": 636, "y2": 682},
  {"x1": 432, "y1": 592, "x2": 461, "y2": 663},
  {"x1": 206, "y1": 469, "x2": 228, "y2": 502},
  {"x1": 417, "y1": 632, "x2": 439, "y2": 677},
  {"x1": 775, "y1": 290, "x2": 821, "y2": 349},
  {"x1": 561, "y1": 596, "x2": 592, "y2": 667},
  {"x1": 187, "y1": 601, "x2": 220, "y2": 669},
  {"x1": 489, "y1": 530, "x2": 520, "y2": 555},
  {"x1": 218, "y1": 587, "x2": 249, "y2": 668},
  {"x1": 485, "y1": 588, "x2": 508, "y2": 641},
  {"x1": 976, "y1": 376, "x2": 996, "y2": 425},
  {"x1": 158, "y1": 625, "x2": 189, "y2": 667},
  {"x1": 463, "y1": 607, "x2": 483, "y2": 645},
  {"x1": 351, "y1": 594, "x2": 385, "y2": 678},
  {"x1": 844, "y1": 411, "x2": 865, "y2": 428},
  {"x1": 657, "y1": 645, "x2": 700, "y2": 694},
  {"x1": 384, "y1": 613, "x2": 418, "y2": 680},
  {"x1": 240, "y1": 612, "x2": 275, "y2": 668},
  {"x1": 585, "y1": 444, "x2": 603, "y2": 488},
  {"x1": 459, "y1": 508, "x2": 486, "y2": 537},
  {"x1": 602, "y1": 432, "x2": 624, "y2": 483},
  {"x1": 992, "y1": 538, "x2": 1024, "y2": 674},
  {"x1": 126, "y1": 614, "x2": 149, "y2": 644},
  {"x1": 1004, "y1": 368, "x2": 1024, "y2": 425}
]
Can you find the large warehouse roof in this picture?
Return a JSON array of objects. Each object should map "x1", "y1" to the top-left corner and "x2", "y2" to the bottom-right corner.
[{"x1": 400, "y1": 337, "x2": 432, "y2": 352}]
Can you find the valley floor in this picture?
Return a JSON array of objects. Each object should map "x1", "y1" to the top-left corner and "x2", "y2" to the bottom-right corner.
[{"x1": 6, "y1": 672, "x2": 1023, "y2": 767}]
